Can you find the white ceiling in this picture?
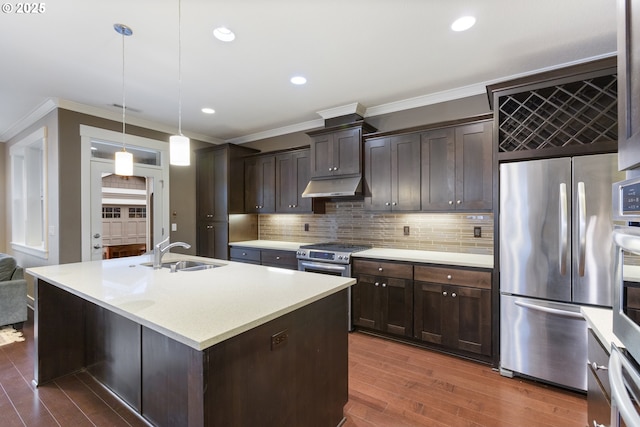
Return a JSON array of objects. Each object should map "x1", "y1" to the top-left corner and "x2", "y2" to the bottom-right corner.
[{"x1": 0, "y1": 0, "x2": 617, "y2": 144}]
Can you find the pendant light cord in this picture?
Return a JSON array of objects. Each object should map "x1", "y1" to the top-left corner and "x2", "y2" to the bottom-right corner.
[
  {"x1": 121, "y1": 29, "x2": 127, "y2": 151},
  {"x1": 177, "y1": 0, "x2": 183, "y2": 136}
]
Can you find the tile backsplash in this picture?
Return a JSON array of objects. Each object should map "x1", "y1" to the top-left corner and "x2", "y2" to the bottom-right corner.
[{"x1": 258, "y1": 201, "x2": 493, "y2": 255}]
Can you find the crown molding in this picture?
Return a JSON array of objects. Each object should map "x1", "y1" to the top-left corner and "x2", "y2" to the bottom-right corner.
[
  {"x1": 227, "y1": 118, "x2": 325, "y2": 145},
  {"x1": 0, "y1": 98, "x2": 57, "y2": 142},
  {"x1": 316, "y1": 102, "x2": 366, "y2": 119}
]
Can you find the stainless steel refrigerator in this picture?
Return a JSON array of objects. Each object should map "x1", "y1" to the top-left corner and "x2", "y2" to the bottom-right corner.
[{"x1": 499, "y1": 153, "x2": 624, "y2": 391}]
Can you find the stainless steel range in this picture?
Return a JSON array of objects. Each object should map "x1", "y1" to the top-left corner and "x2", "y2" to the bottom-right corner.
[{"x1": 297, "y1": 242, "x2": 371, "y2": 331}]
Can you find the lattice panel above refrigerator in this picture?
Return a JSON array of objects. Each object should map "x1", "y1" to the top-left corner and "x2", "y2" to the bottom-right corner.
[{"x1": 497, "y1": 74, "x2": 618, "y2": 152}]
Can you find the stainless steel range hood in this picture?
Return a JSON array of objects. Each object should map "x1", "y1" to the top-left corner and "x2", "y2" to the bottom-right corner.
[{"x1": 301, "y1": 176, "x2": 362, "y2": 198}]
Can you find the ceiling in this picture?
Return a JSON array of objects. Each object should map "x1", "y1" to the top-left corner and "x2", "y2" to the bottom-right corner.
[{"x1": 0, "y1": 0, "x2": 617, "y2": 144}]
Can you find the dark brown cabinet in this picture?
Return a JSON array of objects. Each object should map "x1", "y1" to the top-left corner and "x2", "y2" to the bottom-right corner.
[
  {"x1": 421, "y1": 121, "x2": 493, "y2": 211},
  {"x1": 196, "y1": 144, "x2": 258, "y2": 259},
  {"x1": 413, "y1": 265, "x2": 491, "y2": 356},
  {"x1": 307, "y1": 124, "x2": 374, "y2": 179},
  {"x1": 275, "y1": 149, "x2": 312, "y2": 213},
  {"x1": 230, "y1": 246, "x2": 298, "y2": 270},
  {"x1": 352, "y1": 259, "x2": 413, "y2": 338},
  {"x1": 244, "y1": 155, "x2": 276, "y2": 213},
  {"x1": 363, "y1": 134, "x2": 421, "y2": 211},
  {"x1": 619, "y1": 0, "x2": 640, "y2": 170}
]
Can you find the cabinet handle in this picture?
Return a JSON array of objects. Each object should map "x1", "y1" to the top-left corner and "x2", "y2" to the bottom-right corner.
[
  {"x1": 333, "y1": 167, "x2": 338, "y2": 171},
  {"x1": 392, "y1": 202, "x2": 397, "y2": 206},
  {"x1": 589, "y1": 361, "x2": 608, "y2": 371},
  {"x1": 292, "y1": 204, "x2": 297, "y2": 208},
  {"x1": 207, "y1": 214, "x2": 213, "y2": 218},
  {"x1": 375, "y1": 282, "x2": 380, "y2": 287},
  {"x1": 385, "y1": 202, "x2": 390, "y2": 206},
  {"x1": 329, "y1": 167, "x2": 333, "y2": 172},
  {"x1": 457, "y1": 200, "x2": 461, "y2": 204},
  {"x1": 448, "y1": 201, "x2": 453, "y2": 205},
  {"x1": 443, "y1": 291, "x2": 448, "y2": 296},
  {"x1": 378, "y1": 267, "x2": 383, "y2": 272},
  {"x1": 242, "y1": 252, "x2": 247, "y2": 256},
  {"x1": 451, "y1": 292, "x2": 457, "y2": 298},
  {"x1": 382, "y1": 283, "x2": 387, "y2": 288},
  {"x1": 276, "y1": 256, "x2": 281, "y2": 260},
  {"x1": 255, "y1": 205, "x2": 259, "y2": 209},
  {"x1": 207, "y1": 225, "x2": 213, "y2": 229},
  {"x1": 447, "y1": 275, "x2": 452, "y2": 280}
]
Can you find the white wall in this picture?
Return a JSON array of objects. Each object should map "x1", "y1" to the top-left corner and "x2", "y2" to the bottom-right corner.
[{"x1": 0, "y1": 142, "x2": 6, "y2": 253}]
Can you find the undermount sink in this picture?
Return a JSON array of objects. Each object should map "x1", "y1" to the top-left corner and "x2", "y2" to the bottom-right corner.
[{"x1": 140, "y1": 260, "x2": 223, "y2": 272}]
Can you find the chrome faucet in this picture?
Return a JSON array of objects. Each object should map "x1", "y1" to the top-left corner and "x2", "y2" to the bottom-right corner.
[{"x1": 154, "y1": 237, "x2": 191, "y2": 269}]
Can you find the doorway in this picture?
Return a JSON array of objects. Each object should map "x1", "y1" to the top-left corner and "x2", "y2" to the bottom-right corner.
[{"x1": 80, "y1": 125, "x2": 169, "y2": 262}]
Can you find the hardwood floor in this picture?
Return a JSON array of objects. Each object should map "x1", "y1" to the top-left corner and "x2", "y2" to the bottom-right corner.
[{"x1": 0, "y1": 311, "x2": 586, "y2": 426}]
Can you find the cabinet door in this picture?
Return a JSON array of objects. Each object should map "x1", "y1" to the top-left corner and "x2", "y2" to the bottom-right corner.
[
  {"x1": 380, "y1": 277, "x2": 413, "y2": 337},
  {"x1": 334, "y1": 128, "x2": 362, "y2": 176},
  {"x1": 447, "y1": 285, "x2": 491, "y2": 356},
  {"x1": 454, "y1": 122, "x2": 493, "y2": 210},
  {"x1": 196, "y1": 222, "x2": 229, "y2": 259},
  {"x1": 421, "y1": 128, "x2": 455, "y2": 211},
  {"x1": 618, "y1": 0, "x2": 640, "y2": 170},
  {"x1": 310, "y1": 133, "x2": 333, "y2": 178},
  {"x1": 197, "y1": 149, "x2": 228, "y2": 221},
  {"x1": 352, "y1": 274, "x2": 380, "y2": 329},
  {"x1": 246, "y1": 155, "x2": 275, "y2": 213},
  {"x1": 413, "y1": 281, "x2": 444, "y2": 345},
  {"x1": 293, "y1": 150, "x2": 312, "y2": 212},
  {"x1": 391, "y1": 134, "x2": 421, "y2": 211},
  {"x1": 363, "y1": 138, "x2": 392, "y2": 210},
  {"x1": 275, "y1": 153, "x2": 294, "y2": 212}
]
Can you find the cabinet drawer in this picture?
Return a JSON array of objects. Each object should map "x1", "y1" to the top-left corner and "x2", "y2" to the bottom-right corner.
[
  {"x1": 261, "y1": 249, "x2": 297, "y2": 267},
  {"x1": 587, "y1": 328, "x2": 611, "y2": 399},
  {"x1": 230, "y1": 247, "x2": 261, "y2": 263},
  {"x1": 353, "y1": 259, "x2": 413, "y2": 279},
  {"x1": 414, "y1": 265, "x2": 491, "y2": 289}
]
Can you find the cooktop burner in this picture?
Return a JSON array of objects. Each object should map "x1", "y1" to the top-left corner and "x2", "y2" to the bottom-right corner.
[{"x1": 299, "y1": 242, "x2": 372, "y2": 252}]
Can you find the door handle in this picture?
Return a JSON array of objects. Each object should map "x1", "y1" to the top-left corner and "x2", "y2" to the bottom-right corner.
[
  {"x1": 514, "y1": 300, "x2": 583, "y2": 319},
  {"x1": 577, "y1": 182, "x2": 586, "y2": 277},
  {"x1": 559, "y1": 183, "x2": 568, "y2": 276},
  {"x1": 610, "y1": 346, "x2": 640, "y2": 427}
]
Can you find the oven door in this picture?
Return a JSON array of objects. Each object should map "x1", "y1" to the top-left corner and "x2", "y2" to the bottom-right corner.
[
  {"x1": 298, "y1": 259, "x2": 353, "y2": 331},
  {"x1": 610, "y1": 345, "x2": 640, "y2": 426},
  {"x1": 298, "y1": 260, "x2": 350, "y2": 277},
  {"x1": 613, "y1": 227, "x2": 640, "y2": 363}
]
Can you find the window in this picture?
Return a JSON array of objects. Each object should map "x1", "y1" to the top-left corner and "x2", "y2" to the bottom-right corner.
[
  {"x1": 129, "y1": 207, "x2": 146, "y2": 218},
  {"x1": 102, "y1": 207, "x2": 121, "y2": 219},
  {"x1": 10, "y1": 127, "x2": 48, "y2": 258}
]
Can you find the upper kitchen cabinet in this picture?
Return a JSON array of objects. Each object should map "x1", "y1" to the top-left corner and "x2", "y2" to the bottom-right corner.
[
  {"x1": 363, "y1": 133, "x2": 421, "y2": 211},
  {"x1": 244, "y1": 154, "x2": 276, "y2": 213},
  {"x1": 421, "y1": 120, "x2": 493, "y2": 211},
  {"x1": 618, "y1": 0, "x2": 640, "y2": 170},
  {"x1": 487, "y1": 56, "x2": 618, "y2": 162},
  {"x1": 307, "y1": 122, "x2": 376, "y2": 179},
  {"x1": 275, "y1": 149, "x2": 313, "y2": 213}
]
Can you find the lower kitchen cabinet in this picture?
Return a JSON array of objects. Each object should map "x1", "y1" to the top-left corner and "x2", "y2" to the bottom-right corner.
[
  {"x1": 587, "y1": 328, "x2": 611, "y2": 427},
  {"x1": 230, "y1": 246, "x2": 298, "y2": 270},
  {"x1": 352, "y1": 259, "x2": 413, "y2": 338},
  {"x1": 413, "y1": 265, "x2": 491, "y2": 356}
]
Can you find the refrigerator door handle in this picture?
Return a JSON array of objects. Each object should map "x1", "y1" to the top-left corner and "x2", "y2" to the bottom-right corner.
[
  {"x1": 514, "y1": 300, "x2": 584, "y2": 319},
  {"x1": 559, "y1": 183, "x2": 569, "y2": 276},
  {"x1": 609, "y1": 345, "x2": 640, "y2": 427},
  {"x1": 577, "y1": 181, "x2": 586, "y2": 277}
]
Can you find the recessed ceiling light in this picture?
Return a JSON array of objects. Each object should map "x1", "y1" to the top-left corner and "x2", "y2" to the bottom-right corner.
[
  {"x1": 451, "y1": 16, "x2": 476, "y2": 32},
  {"x1": 213, "y1": 27, "x2": 235, "y2": 42},
  {"x1": 290, "y1": 76, "x2": 307, "y2": 85},
  {"x1": 201, "y1": 107, "x2": 215, "y2": 114}
]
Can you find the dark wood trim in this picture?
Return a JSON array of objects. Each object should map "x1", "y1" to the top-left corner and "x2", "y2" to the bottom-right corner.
[
  {"x1": 305, "y1": 120, "x2": 377, "y2": 136},
  {"x1": 486, "y1": 56, "x2": 617, "y2": 109},
  {"x1": 497, "y1": 140, "x2": 618, "y2": 163},
  {"x1": 364, "y1": 113, "x2": 494, "y2": 140}
]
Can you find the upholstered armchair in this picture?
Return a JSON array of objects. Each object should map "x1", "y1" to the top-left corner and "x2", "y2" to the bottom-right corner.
[{"x1": 0, "y1": 253, "x2": 28, "y2": 329}]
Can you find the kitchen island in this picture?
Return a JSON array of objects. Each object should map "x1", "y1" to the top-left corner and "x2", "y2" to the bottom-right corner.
[{"x1": 27, "y1": 254, "x2": 355, "y2": 427}]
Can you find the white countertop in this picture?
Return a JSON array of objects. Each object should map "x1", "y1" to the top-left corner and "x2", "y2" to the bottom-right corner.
[
  {"x1": 581, "y1": 306, "x2": 623, "y2": 352},
  {"x1": 229, "y1": 240, "x2": 311, "y2": 251},
  {"x1": 27, "y1": 254, "x2": 355, "y2": 351},
  {"x1": 354, "y1": 248, "x2": 493, "y2": 269},
  {"x1": 230, "y1": 240, "x2": 494, "y2": 269}
]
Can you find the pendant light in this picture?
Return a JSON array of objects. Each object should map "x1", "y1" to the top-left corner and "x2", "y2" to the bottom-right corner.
[
  {"x1": 114, "y1": 23, "x2": 134, "y2": 176},
  {"x1": 170, "y1": 0, "x2": 190, "y2": 166}
]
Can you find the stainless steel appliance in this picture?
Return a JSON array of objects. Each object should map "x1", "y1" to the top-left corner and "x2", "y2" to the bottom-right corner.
[
  {"x1": 297, "y1": 242, "x2": 371, "y2": 330},
  {"x1": 610, "y1": 177, "x2": 640, "y2": 426},
  {"x1": 499, "y1": 153, "x2": 624, "y2": 391}
]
